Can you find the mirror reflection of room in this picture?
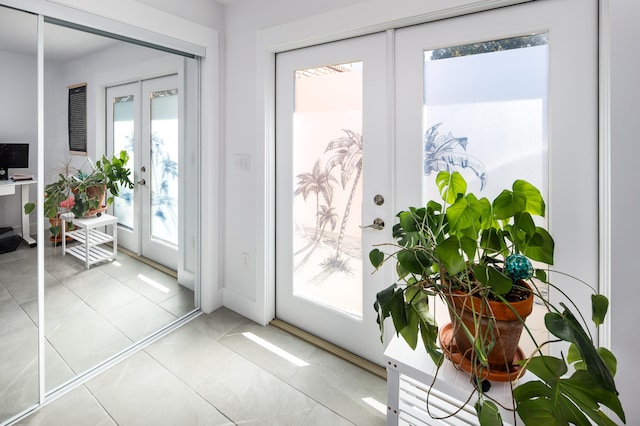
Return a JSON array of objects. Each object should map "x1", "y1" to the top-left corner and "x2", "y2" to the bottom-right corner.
[
  {"x1": 0, "y1": 6, "x2": 198, "y2": 423},
  {"x1": 0, "y1": 6, "x2": 39, "y2": 422}
]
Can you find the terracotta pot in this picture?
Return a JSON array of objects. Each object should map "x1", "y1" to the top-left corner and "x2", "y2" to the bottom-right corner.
[
  {"x1": 48, "y1": 216, "x2": 74, "y2": 245},
  {"x1": 445, "y1": 280, "x2": 533, "y2": 373},
  {"x1": 73, "y1": 185, "x2": 107, "y2": 217}
]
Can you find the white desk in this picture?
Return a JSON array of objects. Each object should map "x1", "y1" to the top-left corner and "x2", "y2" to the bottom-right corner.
[
  {"x1": 0, "y1": 179, "x2": 37, "y2": 247},
  {"x1": 61, "y1": 213, "x2": 118, "y2": 269},
  {"x1": 384, "y1": 334, "x2": 529, "y2": 426}
]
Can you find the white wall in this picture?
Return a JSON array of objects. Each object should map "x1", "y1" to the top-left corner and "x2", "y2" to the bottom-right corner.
[
  {"x1": 43, "y1": 41, "x2": 169, "y2": 180},
  {"x1": 134, "y1": 0, "x2": 224, "y2": 30},
  {"x1": 0, "y1": 50, "x2": 37, "y2": 230},
  {"x1": 610, "y1": 0, "x2": 640, "y2": 422}
]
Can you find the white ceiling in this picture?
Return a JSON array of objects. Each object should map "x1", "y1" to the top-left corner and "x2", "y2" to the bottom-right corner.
[{"x1": 0, "y1": 7, "x2": 120, "y2": 62}]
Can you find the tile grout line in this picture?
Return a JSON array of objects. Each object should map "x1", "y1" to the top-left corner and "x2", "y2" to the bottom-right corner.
[{"x1": 140, "y1": 320, "x2": 240, "y2": 425}]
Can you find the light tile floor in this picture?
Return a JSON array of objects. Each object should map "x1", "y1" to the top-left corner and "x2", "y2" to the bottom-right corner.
[
  {"x1": 1, "y1": 241, "x2": 387, "y2": 425},
  {"x1": 16, "y1": 308, "x2": 387, "y2": 425},
  {"x1": 0, "y1": 239, "x2": 193, "y2": 424}
]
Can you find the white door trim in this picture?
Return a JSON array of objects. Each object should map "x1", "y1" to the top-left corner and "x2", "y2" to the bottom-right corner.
[
  {"x1": 598, "y1": 0, "x2": 612, "y2": 348},
  {"x1": 244, "y1": 0, "x2": 612, "y2": 348}
]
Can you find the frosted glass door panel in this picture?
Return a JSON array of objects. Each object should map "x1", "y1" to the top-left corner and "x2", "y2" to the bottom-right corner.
[
  {"x1": 293, "y1": 62, "x2": 363, "y2": 318},
  {"x1": 107, "y1": 82, "x2": 140, "y2": 253},
  {"x1": 149, "y1": 89, "x2": 179, "y2": 247},
  {"x1": 422, "y1": 35, "x2": 549, "y2": 202},
  {"x1": 113, "y1": 95, "x2": 135, "y2": 230},
  {"x1": 422, "y1": 35, "x2": 550, "y2": 355}
]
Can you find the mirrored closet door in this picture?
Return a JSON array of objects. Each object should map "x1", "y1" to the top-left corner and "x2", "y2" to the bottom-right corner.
[
  {"x1": 0, "y1": 5, "x2": 201, "y2": 423},
  {"x1": 40, "y1": 20, "x2": 200, "y2": 393},
  {"x1": 0, "y1": 7, "x2": 39, "y2": 423}
]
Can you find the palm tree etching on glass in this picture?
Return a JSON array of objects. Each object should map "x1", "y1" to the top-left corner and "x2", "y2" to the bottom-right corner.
[
  {"x1": 324, "y1": 129, "x2": 362, "y2": 267},
  {"x1": 293, "y1": 124, "x2": 481, "y2": 286},
  {"x1": 424, "y1": 122, "x2": 487, "y2": 189},
  {"x1": 115, "y1": 130, "x2": 178, "y2": 244},
  {"x1": 150, "y1": 131, "x2": 178, "y2": 244},
  {"x1": 294, "y1": 159, "x2": 338, "y2": 268},
  {"x1": 294, "y1": 129, "x2": 362, "y2": 282}
]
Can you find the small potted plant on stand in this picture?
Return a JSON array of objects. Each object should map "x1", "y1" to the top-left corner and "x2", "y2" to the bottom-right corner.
[
  {"x1": 46, "y1": 195, "x2": 75, "y2": 245},
  {"x1": 27, "y1": 158, "x2": 78, "y2": 245},
  {"x1": 25, "y1": 150, "x2": 134, "y2": 222},
  {"x1": 370, "y1": 171, "x2": 625, "y2": 425}
]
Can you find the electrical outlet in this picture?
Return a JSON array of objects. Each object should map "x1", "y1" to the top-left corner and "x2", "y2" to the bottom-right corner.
[{"x1": 235, "y1": 154, "x2": 250, "y2": 171}]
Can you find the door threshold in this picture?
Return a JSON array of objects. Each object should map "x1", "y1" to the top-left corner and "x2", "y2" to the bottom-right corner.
[
  {"x1": 116, "y1": 246, "x2": 177, "y2": 278},
  {"x1": 270, "y1": 319, "x2": 386, "y2": 380}
]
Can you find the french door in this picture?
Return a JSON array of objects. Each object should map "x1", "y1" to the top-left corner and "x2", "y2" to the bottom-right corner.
[
  {"x1": 275, "y1": 0, "x2": 597, "y2": 364},
  {"x1": 275, "y1": 33, "x2": 393, "y2": 364},
  {"x1": 106, "y1": 75, "x2": 180, "y2": 271},
  {"x1": 393, "y1": 0, "x2": 598, "y2": 356}
]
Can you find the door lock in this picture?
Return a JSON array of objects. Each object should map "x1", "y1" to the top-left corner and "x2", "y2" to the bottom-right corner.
[
  {"x1": 360, "y1": 218, "x2": 385, "y2": 230},
  {"x1": 373, "y1": 194, "x2": 384, "y2": 205}
]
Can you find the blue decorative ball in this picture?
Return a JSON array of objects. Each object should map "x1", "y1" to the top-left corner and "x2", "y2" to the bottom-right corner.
[{"x1": 505, "y1": 254, "x2": 533, "y2": 281}]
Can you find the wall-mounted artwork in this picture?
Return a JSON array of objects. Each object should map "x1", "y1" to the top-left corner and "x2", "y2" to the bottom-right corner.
[{"x1": 68, "y1": 83, "x2": 87, "y2": 155}]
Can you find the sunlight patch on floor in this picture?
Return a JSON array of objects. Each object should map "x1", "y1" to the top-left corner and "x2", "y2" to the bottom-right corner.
[
  {"x1": 242, "y1": 332, "x2": 310, "y2": 367},
  {"x1": 138, "y1": 273, "x2": 170, "y2": 293},
  {"x1": 362, "y1": 396, "x2": 386, "y2": 414}
]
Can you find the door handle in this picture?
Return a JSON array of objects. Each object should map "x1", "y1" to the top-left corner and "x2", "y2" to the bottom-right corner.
[
  {"x1": 137, "y1": 178, "x2": 146, "y2": 186},
  {"x1": 360, "y1": 218, "x2": 385, "y2": 230}
]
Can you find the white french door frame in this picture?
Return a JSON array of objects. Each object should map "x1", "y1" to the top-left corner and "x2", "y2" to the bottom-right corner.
[
  {"x1": 247, "y1": 0, "x2": 612, "y2": 352},
  {"x1": 3, "y1": 1, "x2": 213, "y2": 422},
  {"x1": 275, "y1": 32, "x2": 393, "y2": 364},
  {"x1": 106, "y1": 74, "x2": 181, "y2": 271}
]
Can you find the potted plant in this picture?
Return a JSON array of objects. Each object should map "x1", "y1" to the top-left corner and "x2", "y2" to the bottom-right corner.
[
  {"x1": 370, "y1": 171, "x2": 625, "y2": 425},
  {"x1": 46, "y1": 208, "x2": 73, "y2": 244},
  {"x1": 24, "y1": 150, "x2": 134, "y2": 220}
]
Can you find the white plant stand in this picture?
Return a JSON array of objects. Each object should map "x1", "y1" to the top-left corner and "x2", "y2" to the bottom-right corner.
[
  {"x1": 384, "y1": 334, "x2": 528, "y2": 426},
  {"x1": 61, "y1": 213, "x2": 118, "y2": 269}
]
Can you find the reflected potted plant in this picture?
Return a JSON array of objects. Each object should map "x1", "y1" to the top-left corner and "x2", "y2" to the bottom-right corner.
[
  {"x1": 24, "y1": 150, "x2": 134, "y2": 220},
  {"x1": 25, "y1": 158, "x2": 78, "y2": 243},
  {"x1": 370, "y1": 171, "x2": 625, "y2": 425},
  {"x1": 46, "y1": 195, "x2": 75, "y2": 244}
]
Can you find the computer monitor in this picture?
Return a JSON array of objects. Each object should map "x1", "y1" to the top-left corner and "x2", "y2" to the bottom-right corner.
[{"x1": 0, "y1": 143, "x2": 29, "y2": 180}]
